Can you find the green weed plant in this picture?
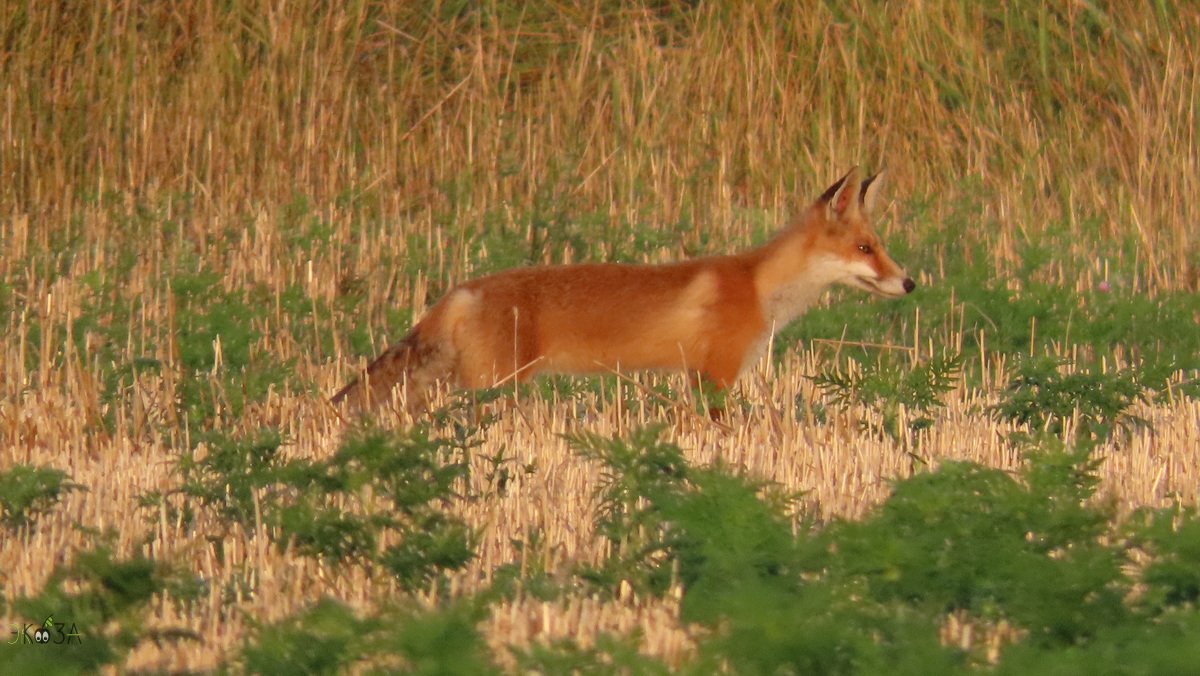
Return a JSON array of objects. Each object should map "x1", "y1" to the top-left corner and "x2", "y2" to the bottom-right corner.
[
  {"x1": 0, "y1": 465, "x2": 81, "y2": 529},
  {"x1": 145, "y1": 423, "x2": 476, "y2": 592},
  {"x1": 556, "y1": 428, "x2": 1200, "y2": 674}
]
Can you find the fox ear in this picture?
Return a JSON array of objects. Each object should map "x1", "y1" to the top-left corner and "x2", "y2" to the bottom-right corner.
[
  {"x1": 820, "y1": 166, "x2": 862, "y2": 220},
  {"x1": 860, "y1": 169, "x2": 885, "y2": 215}
]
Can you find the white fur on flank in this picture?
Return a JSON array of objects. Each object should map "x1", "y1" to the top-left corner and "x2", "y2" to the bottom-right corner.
[
  {"x1": 668, "y1": 270, "x2": 720, "y2": 338},
  {"x1": 440, "y1": 288, "x2": 482, "y2": 347}
]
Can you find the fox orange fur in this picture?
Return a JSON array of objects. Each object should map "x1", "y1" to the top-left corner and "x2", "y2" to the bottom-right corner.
[{"x1": 331, "y1": 167, "x2": 915, "y2": 412}]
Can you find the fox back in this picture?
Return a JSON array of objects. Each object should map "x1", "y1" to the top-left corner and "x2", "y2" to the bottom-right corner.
[{"x1": 331, "y1": 167, "x2": 915, "y2": 412}]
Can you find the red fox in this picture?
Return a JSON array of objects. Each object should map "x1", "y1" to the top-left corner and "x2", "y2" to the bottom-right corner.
[{"x1": 331, "y1": 167, "x2": 915, "y2": 413}]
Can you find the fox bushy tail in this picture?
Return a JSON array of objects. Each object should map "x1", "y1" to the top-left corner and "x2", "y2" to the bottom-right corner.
[{"x1": 330, "y1": 328, "x2": 454, "y2": 411}]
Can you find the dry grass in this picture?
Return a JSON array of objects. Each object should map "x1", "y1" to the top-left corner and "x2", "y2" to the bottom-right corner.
[
  {"x1": 2, "y1": 1, "x2": 1199, "y2": 670},
  {"x1": 3, "y1": 358, "x2": 1199, "y2": 669},
  {"x1": 5, "y1": 3, "x2": 1198, "y2": 288}
]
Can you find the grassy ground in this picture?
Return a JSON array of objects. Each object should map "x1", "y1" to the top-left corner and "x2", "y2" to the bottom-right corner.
[{"x1": 2, "y1": 2, "x2": 1199, "y2": 672}]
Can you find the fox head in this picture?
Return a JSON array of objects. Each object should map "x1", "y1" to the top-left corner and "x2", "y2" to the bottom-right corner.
[{"x1": 806, "y1": 167, "x2": 916, "y2": 298}]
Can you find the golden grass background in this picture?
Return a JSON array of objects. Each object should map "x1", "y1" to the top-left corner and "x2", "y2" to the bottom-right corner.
[{"x1": 2, "y1": 1, "x2": 1199, "y2": 670}]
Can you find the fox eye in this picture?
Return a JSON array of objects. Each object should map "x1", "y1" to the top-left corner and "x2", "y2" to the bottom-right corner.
[{"x1": 857, "y1": 243, "x2": 873, "y2": 255}]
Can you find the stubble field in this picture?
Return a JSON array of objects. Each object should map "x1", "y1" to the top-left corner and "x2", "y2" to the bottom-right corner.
[{"x1": 2, "y1": 2, "x2": 1199, "y2": 673}]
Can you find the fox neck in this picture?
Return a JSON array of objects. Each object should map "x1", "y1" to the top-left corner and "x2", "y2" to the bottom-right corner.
[{"x1": 749, "y1": 230, "x2": 847, "y2": 330}]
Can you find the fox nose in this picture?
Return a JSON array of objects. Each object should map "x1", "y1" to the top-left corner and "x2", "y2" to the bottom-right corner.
[{"x1": 903, "y1": 278, "x2": 916, "y2": 294}]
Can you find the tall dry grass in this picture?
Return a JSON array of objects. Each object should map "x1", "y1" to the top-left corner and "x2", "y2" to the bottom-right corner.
[
  {"x1": 2, "y1": 1, "x2": 1199, "y2": 670},
  {"x1": 4, "y1": 3, "x2": 1198, "y2": 285}
]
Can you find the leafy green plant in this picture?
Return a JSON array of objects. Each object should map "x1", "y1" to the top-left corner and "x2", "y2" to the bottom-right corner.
[
  {"x1": 490, "y1": 529, "x2": 568, "y2": 603},
  {"x1": 169, "y1": 268, "x2": 294, "y2": 432},
  {"x1": 659, "y1": 455, "x2": 960, "y2": 674},
  {"x1": 823, "y1": 449, "x2": 1126, "y2": 648},
  {"x1": 0, "y1": 464, "x2": 82, "y2": 528},
  {"x1": 992, "y1": 356, "x2": 1147, "y2": 442},
  {"x1": 574, "y1": 427, "x2": 961, "y2": 673},
  {"x1": 40, "y1": 253, "x2": 302, "y2": 439},
  {"x1": 146, "y1": 427, "x2": 286, "y2": 527},
  {"x1": 1126, "y1": 505, "x2": 1200, "y2": 615},
  {"x1": 568, "y1": 428, "x2": 1200, "y2": 673},
  {"x1": 148, "y1": 423, "x2": 478, "y2": 591},
  {"x1": 238, "y1": 597, "x2": 497, "y2": 675},
  {"x1": 812, "y1": 352, "x2": 962, "y2": 443},
  {"x1": 1, "y1": 544, "x2": 196, "y2": 675},
  {"x1": 240, "y1": 598, "x2": 364, "y2": 675},
  {"x1": 510, "y1": 632, "x2": 672, "y2": 676},
  {"x1": 569, "y1": 426, "x2": 691, "y2": 596},
  {"x1": 272, "y1": 423, "x2": 478, "y2": 591}
]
